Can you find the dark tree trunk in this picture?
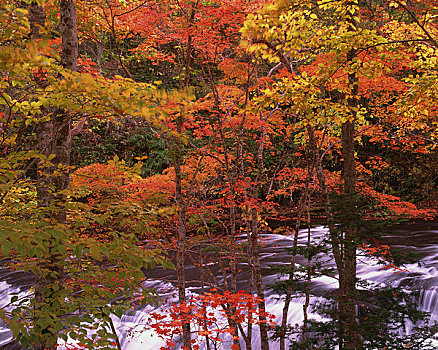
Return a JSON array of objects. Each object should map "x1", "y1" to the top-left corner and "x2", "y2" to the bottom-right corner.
[
  {"x1": 174, "y1": 111, "x2": 192, "y2": 350},
  {"x1": 218, "y1": 125, "x2": 240, "y2": 348},
  {"x1": 279, "y1": 136, "x2": 315, "y2": 350},
  {"x1": 338, "y1": 3, "x2": 362, "y2": 344},
  {"x1": 60, "y1": 0, "x2": 78, "y2": 72},
  {"x1": 33, "y1": 0, "x2": 77, "y2": 348},
  {"x1": 340, "y1": 118, "x2": 360, "y2": 350},
  {"x1": 250, "y1": 207, "x2": 269, "y2": 350},
  {"x1": 28, "y1": 2, "x2": 45, "y2": 39},
  {"x1": 249, "y1": 119, "x2": 269, "y2": 350}
]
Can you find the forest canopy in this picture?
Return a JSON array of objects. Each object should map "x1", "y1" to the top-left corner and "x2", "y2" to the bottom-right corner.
[{"x1": 0, "y1": 0, "x2": 437, "y2": 349}]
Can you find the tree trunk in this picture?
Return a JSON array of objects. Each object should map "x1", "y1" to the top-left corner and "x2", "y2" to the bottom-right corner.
[
  {"x1": 301, "y1": 199, "x2": 312, "y2": 342},
  {"x1": 279, "y1": 160, "x2": 313, "y2": 350},
  {"x1": 173, "y1": 2, "x2": 197, "y2": 346},
  {"x1": 218, "y1": 122, "x2": 240, "y2": 348},
  {"x1": 228, "y1": 203, "x2": 240, "y2": 349},
  {"x1": 307, "y1": 124, "x2": 357, "y2": 348},
  {"x1": 28, "y1": 2, "x2": 45, "y2": 39},
  {"x1": 339, "y1": 2, "x2": 362, "y2": 347},
  {"x1": 33, "y1": 0, "x2": 77, "y2": 348},
  {"x1": 249, "y1": 118, "x2": 270, "y2": 350},
  {"x1": 174, "y1": 110, "x2": 191, "y2": 349},
  {"x1": 250, "y1": 207, "x2": 269, "y2": 350},
  {"x1": 246, "y1": 208, "x2": 254, "y2": 350},
  {"x1": 60, "y1": 0, "x2": 78, "y2": 72},
  {"x1": 340, "y1": 119, "x2": 360, "y2": 349}
]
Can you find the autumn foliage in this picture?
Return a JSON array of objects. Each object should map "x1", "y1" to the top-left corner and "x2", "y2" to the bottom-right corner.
[{"x1": 1, "y1": 0, "x2": 438, "y2": 348}]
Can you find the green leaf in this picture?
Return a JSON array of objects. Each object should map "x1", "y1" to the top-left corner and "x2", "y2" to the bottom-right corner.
[
  {"x1": 9, "y1": 319, "x2": 20, "y2": 337},
  {"x1": 113, "y1": 308, "x2": 124, "y2": 319},
  {"x1": 90, "y1": 245, "x2": 102, "y2": 261}
]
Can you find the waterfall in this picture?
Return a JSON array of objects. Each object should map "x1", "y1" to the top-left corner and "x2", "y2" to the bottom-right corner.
[{"x1": 0, "y1": 225, "x2": 437, "y2": 349}]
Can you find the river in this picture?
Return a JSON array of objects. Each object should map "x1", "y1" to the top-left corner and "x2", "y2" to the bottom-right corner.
[{"x1": 0, "y1": 222, "x2": 437, "y2": 349}]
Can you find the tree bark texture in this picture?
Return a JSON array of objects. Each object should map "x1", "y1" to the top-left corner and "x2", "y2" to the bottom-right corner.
[
  {"x1": 28, "y1": 2, "x2": 45, "y2": 39},
  {"x1": 339, "y1": 3, "x2": 362, "y2": 343},
  {"x1": 250, "y1": 207, "x2": 269, "y2": 350},
  {"x1": 174, "y1": 112, "x2": 192, "y2": 350},
  {"x1": 33, "y1": 0, "x2": 77, "y2": 348},
  {"x1": 249, "y1": 118, "x2": 270, "y2": 350},
  {"x1": 60, "y1": 0, "x2": 78, "y2": 72}
]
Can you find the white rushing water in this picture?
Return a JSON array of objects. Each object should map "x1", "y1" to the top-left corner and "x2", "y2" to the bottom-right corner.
[{"x1": 0, "y1": 225, "x2": 437, "y2": 349}]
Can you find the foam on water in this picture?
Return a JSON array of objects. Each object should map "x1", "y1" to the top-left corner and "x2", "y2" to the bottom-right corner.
[{"x1": 0, "y1": 225, "x2": 437, "y2": 349}]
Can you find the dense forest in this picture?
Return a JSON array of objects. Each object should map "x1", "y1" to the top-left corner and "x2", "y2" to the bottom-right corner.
[{"x1": 0, "y1": 0, "x2": 438, "y2": 349}]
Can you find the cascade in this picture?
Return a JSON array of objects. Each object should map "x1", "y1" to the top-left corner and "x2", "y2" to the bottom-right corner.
[{"x1": 0, "y1": 224, "x2": 437, "y2": 349}]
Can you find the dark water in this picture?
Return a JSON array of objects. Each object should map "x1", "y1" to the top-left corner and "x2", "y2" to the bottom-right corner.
[{"x1": 1, "y1": 222, "x2": 437, "y2": 349}]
